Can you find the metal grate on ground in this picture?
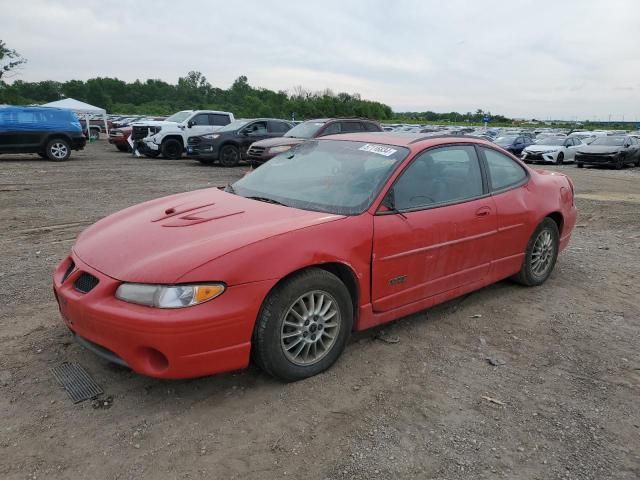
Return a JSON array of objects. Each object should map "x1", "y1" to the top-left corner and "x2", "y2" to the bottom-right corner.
[{"x1": 50, "y1": 362, "x2": 104, "y2": 403}]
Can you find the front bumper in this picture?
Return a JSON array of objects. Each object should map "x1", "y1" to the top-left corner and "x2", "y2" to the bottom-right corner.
[
  {"x1": 186, "y1": 143, "x2": 219, "y2": 159},
  {"x1": 522, "y1": 151, "x2": 557, "y2": 163},
  {"x1": 575, "y1": 154, "x2": 617, "y2": 166},
  {"x1": 52, "y1": 253, "x2": 274, "y2": 379}
]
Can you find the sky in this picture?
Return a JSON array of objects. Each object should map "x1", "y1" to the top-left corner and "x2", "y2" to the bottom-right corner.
[{"x1": 2, "y1": 0, "x2": 639, "y2": 120}]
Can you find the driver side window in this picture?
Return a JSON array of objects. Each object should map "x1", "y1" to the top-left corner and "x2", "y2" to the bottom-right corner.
[
  {"x1": 392, "y1": 146, "x2": 484, "y2": 211},
  {"x1": 190, "y1": 114, "x2": 210, "y2": 126}
]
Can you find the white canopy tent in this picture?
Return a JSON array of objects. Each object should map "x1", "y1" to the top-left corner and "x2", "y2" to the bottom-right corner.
[{"x1": 41, "y1": 98, "x2": 108, "y2": 136}]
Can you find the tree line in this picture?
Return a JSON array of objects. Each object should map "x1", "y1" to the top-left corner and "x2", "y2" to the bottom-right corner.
[{"x1": 0, "y1": 70, "x2": 394, "y2": 121}]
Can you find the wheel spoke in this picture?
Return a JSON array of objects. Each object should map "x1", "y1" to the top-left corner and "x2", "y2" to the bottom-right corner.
[
  {"x1": 316, "y1": 294, "x2": 325, "y2": 314},
  {"x1": 282, "y1": 330, "x2": 301, "y2": 339},
  {"x1": 297, "y1": 298, "x2": 309, "y2": 317},
  {"x1": 319, "y1": 300, "x2": 333, "y2": 316},
  {"x1": 322, "y1": 309, "x2": 337, "y2": 321},
  {"x1": 289, "y1": 309, "x2": 304, "y2": 323}
]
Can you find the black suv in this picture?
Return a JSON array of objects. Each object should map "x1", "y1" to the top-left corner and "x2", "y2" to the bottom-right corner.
[
  {"x1": 186, "y1": 118, "x2": 293, "y2": 166},
  {"x1": 246, "y1": 118, "x2": 382, "y2": 167},
  {"x1": 0, "y1": 106, "x2": 86, "y2": 161}
]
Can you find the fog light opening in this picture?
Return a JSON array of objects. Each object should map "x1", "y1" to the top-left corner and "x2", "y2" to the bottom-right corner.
[{"x1": 139, "y1": 347, "x2": 169, "y2": 373}]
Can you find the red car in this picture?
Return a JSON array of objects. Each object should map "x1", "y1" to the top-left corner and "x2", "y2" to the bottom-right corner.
[
  {"x1": 108, "y1": 126, "x2": 132, "y2": 152},
  {"x1": 53, "y1": 134, "x2": 577, "y2": 381}
]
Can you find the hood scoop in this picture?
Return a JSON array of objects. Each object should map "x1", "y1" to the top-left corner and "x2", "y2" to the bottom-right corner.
[{"x1": 151, "y1": 201, "x2": 244, "y2": 227}]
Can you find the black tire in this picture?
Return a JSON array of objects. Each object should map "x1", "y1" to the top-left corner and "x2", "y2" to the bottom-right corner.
[
  {"x1": 634, "y1": 155, "x2": 640, "y2": 167},
  {"x1": 45, "y1": 138, "x2": 71, "y2": 161},
  {"x1": 577, "y1": 162, "x2": 584, "y2": 168},
  {"x1": 513, "y1": 218, "x2": 559, "y2": 287},
  {"x1": 144, "y1": 151, "x2": 160, "y2": 158},
  {"x1": 614, "y1": 156, "x2": 624, "y2": 170},
  {"x1": 556, "y1": 152, "x2": 564, "y2": 165},
  {"x1": 252, "y1": 268, "x2": 353, "y2": 381},
  {"x1": 161, "y1": 139, "x2": 183, "y2": 159},
  {"x1": 116, "y1": 145, "x2": 129, "y2": 152},
  {"x1": 219, "y1": 144, "x2": 240, "y2": 167}
]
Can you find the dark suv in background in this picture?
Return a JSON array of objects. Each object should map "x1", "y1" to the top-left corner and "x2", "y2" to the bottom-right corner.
[
  {"x1": 0, "y1": 106, "x2": 86, "y2": 161},
  {"x1": 186, "y1": 118, "x2": 293, "y2": 166},
  {"x1": 246, "y1": 118, "x2": 382, "y2": 166}
]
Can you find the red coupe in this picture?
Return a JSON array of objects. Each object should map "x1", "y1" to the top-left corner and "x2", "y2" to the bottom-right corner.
[{"x1": 53, "y1": 133, "x2": 577, "y2": 380}]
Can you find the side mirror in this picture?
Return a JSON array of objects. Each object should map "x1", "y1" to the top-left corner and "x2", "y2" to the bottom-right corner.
[{"x1": 187, "y1": 120, "x2": 195, "y2": 128}]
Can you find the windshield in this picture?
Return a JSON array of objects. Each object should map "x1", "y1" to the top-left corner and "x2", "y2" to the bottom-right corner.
[
  {"x1": 231, "y1": 140, "x2": 410, "y2": 215},
  {"x1": 218, "y1": 120, "x2": 249, "y2": 132},
  {"x1": 535, "y1": 138, "x2": 566, "y2": 146},
  {"x1": 165, "y1": 111, "x2": 191, "y2": 123},
  {"x1": 284, "y1": 121, "x2": 325, "y2": 139},
  {"x1": 590, "y1": 136, "x2": 625, "y2": 146},
  {"x1": 495, "y1": 136, "x2": 516, "y2": 144}
]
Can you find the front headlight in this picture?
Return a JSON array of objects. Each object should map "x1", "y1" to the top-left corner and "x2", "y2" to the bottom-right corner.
[
  {"x1": 202, "y1": 134, "x2": 220, "y2": 140},
  {"x1": 115, "y1": 283, "x2": 225, "y2": 308},
  {"x1": 269, "y1": 145, "x2": 292, "y2": 154}
]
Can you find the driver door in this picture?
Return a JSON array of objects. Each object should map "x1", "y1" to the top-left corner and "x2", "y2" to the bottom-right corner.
[
  {"x1": 240, "y1": 121, "x2": 269, "y2": 156},
  {"x1": 371, "y1": 145, "x2": 497, "y2": 312},
  {"x1": 188, "y1": 113, "x2": 215, "y2": 138}
]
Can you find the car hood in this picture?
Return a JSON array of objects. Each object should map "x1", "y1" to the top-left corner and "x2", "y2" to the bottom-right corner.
[
  {"x1": 73, "y1": 188, "x2": 344, "y2": 284},
  {"x1": 250, "y1": 137, "x2": 307, "y2": 148},
  {"x1": 131, "y1": 120, "x2": 176, "y2": 128},
  {"x1": 576, "y1": 146, "x2": 623, "y2": 155},
  {"x1": 525, "y1": 145, "x2": 561, "y2": 152}
]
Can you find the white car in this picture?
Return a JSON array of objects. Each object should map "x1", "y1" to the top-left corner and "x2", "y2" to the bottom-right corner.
[{"x1": 521, "y1": 136, "x2": 584, "y2": 164}]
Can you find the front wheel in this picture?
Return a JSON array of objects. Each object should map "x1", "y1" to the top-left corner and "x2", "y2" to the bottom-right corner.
[
  {"x1": 252, "y1": 268, "x2": 353, "y2": 381},
  {"x1": 45, "y1": 138, "x2": 71, "y2": 161},
  {"x1": 219, "y1": 145, "x2": 240, "y2": 167},
  {"x1": 556, "y1": 152, "x2": 564, "y2": 165},
  {"x1": 513, "y1": 218, "x2": 559, "y2": 286},
  {"x1": 614, "y1": 156, "x2": 624, "y2": 170},
  {"x1": 161, "y1": 139, "x2": 183, "y2": 159}
]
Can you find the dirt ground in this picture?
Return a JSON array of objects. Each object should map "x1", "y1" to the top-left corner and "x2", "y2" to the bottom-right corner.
[{"x1": 1, "y1": 140, "x2": 639, "y2": 480}]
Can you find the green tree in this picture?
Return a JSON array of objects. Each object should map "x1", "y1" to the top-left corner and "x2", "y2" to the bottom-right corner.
[{"x1": 0, "y1": 40, "x2": 27, "y2": 80}]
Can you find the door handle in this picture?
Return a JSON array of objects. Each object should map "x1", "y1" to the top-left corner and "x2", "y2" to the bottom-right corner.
[{"x1": 476, "y1": 206, "x2": 491, "y2": 217}]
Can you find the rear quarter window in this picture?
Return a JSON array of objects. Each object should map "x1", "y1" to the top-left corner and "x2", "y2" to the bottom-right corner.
[{"x1": 482, "y1": 147, "x2": 528, "y2": 191}]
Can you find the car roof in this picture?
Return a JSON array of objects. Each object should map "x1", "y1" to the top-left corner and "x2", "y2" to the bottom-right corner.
[
  {"x1": 302, "y1": 118, "x2": 379, "y2": 124},
  {"x1": 318, "y1": 132, "x2": 495, "y2": 151}
]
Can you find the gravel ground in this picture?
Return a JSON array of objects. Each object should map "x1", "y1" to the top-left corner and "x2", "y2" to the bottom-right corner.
[{"x1": 1, "y1": 140, "x2": 639, "y2": 479}]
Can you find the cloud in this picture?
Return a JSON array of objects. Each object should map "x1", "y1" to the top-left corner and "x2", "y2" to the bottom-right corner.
[{"x1": 2, "y1": 0, "x2": 639, "y2": 120}]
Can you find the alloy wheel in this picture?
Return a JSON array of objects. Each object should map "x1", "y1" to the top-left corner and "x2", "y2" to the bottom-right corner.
[
  {"x1": 531, "y1": 230, "x2": 554, "y2": 277},
  {"x1": 50, "y1": 142, "x2": 68, "y2": 160},
  {"x1": 280, "y1": 290, "x2": 341, "y2": 366}
]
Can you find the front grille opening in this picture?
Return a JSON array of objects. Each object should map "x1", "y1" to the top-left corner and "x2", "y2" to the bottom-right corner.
[
  {"x1": 61, "y1": 260, "x2": 75, "y2": 283},
  {"x1": 73, "y1": 273, "x2": 99, "y2": 293}
]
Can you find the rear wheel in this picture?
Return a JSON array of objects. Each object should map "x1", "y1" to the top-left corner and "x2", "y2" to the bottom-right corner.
[
  {"x1": 45, "y1": 138, "x2": 71, "y2": 161},
  {"x1": 219, "y1": 145, "x2": 240, "y2": 167},
  {"x1": 513, "y1": 218, "x2": 559, "y2": 286},
  {"x1": 252, "y1": 268, "x2": 353, "y2": 381},
  {"x1": 161, "y1": 139, "x2": 183, "y2": 159},
  {"x1": 635, "y1": 156, "x2": 640, "y2": 167}
]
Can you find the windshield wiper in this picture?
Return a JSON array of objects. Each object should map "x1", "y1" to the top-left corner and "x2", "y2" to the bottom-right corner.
[
  {"x1": 246, "y1": 196, "x2": 288, "y2": 207},
  {"x1": 224, "y1": 184, "x2": 235, "y2": 194}
]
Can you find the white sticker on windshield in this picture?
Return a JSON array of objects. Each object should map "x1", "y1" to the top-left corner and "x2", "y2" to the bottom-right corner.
[{"x1": 358, "y1": 144, "x2": 397, "y2": 156}]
